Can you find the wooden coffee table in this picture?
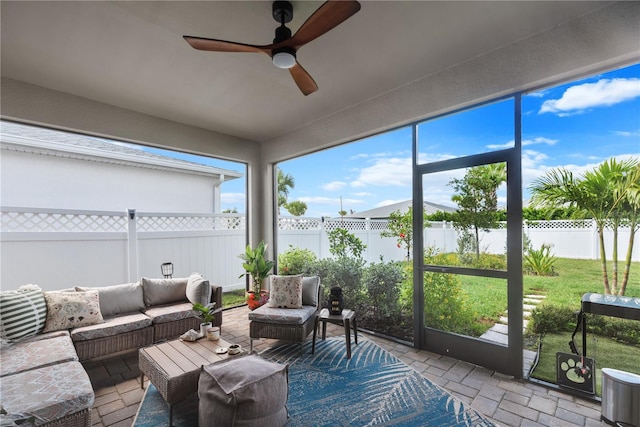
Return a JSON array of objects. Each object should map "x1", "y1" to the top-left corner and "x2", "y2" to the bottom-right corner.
[
  {"x1": 312, "y1": 308, "x2": 358, "y2": 359},
  {"x1": 139, "y1": 337, "x2": 234, "y2": 426}
]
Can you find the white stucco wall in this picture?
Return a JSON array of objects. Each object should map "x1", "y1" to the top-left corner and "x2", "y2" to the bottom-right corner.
[{"x1": 1, "y1": 148, "x2": 218, "y2": 213}]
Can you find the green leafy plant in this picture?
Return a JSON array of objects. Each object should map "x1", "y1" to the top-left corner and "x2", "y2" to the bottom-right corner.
[
  {"x1": 527, "y1": 304, "x2": 575, "y2": 334},
  {"x1": 238, "y1": 240, "x2": 275, "y2": 293},
  {"x1": 278, "y1": 245, "x2": 317, "y2": 275},
  {"x1": 327, "y1": 228, "x2": 366, "y2": 260},
  {"x1": 379, "y1": 207, "x2": 430, "y2": 260},
  {"x1": 192, "y1": 303, "x2": 222, "y2": 324},
  {"x1": 524, "y1": 243, "x2": 557, "y2": 276}
]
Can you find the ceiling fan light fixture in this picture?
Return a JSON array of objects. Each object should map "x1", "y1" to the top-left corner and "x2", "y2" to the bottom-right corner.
[{"x1": 272, "y1": 48, "x2": 296, "y2": 69}]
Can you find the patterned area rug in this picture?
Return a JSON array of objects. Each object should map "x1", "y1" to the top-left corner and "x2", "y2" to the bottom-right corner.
[{"x1": 133, "y1": 336, "x2": 496, "y2": 426}]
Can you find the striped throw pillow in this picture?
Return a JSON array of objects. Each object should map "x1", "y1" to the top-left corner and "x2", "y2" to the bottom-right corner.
[{"x1": 0, "y1": 284, "x2": 47, "y2": 342}]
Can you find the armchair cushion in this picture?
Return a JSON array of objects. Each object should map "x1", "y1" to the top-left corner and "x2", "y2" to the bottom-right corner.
[
  {"x1": 267, "y1": 275, "x2": 303, "y2": 309},
  {"x1": 248, "y1": 305, "x2": 317, "y2": 325},
  {"x1": 302, "y1": 276, "x2": 321, "y2": 307}
]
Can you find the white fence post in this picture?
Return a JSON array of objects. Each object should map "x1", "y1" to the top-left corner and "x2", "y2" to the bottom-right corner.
[{"x1": 127, "y1": 209, "x2": 138, "y2": 282}]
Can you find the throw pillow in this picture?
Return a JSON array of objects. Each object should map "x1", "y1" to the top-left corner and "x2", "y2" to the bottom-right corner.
[
  {"x1": 267, "y1": 275, "x2": 303, "y2": 309},
  {"x1": 0, "y1": 284, "x2": 47, "y2": 342},
  {"x1": 301, "y1": 276, "x2": 321, "y2": 307},
  {"x1": 186, "y1": 273, "x2": 212, "y2": 306},
  {"x1": 76, "y1": 282, "x2": 145, "y2": 317},
  {"x1": 141, "y1": 277, "x2": 189, "y2": 306},
  {"x1": 42, "y1": 290, "x2": 104, "y2": 332}
]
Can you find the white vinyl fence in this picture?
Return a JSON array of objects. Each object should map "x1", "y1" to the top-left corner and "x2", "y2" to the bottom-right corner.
[{"x1": 1, "y1": 207, "x2": 638, "y2": 292}]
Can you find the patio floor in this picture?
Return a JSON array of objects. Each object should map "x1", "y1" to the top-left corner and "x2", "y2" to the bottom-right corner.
[{"x1": 83, "y1": 305, "x2": 608, "y2": 427}]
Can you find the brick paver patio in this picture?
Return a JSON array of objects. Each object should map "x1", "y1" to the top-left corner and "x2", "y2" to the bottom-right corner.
[{"x1": 84, "y1": 305, "x2": 607, "y2": 427}]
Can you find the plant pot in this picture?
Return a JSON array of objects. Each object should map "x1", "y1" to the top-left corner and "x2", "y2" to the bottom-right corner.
[
  {"x1": 246, "y1": 290, "x2": 269, "y2": 310},
  {"x1": 200, "y1": 322, "x2": 212, "y2": 337}
]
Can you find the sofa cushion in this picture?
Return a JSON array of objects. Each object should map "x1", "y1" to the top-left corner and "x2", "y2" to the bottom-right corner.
[
  {"x1": 267, "y1": 275, "x2": 303, "y2": 309},
  {"x1": 0, "y1": 334, "x2": 78, "y2": 377},
  {"x1": 248, "y1": 304, "x2": 317, "y2": 325},
  {"x1": 141, "y1": 277, "x2": 188, "y2": 306},
  {"x1": 144, "y1": 302, "x2": 196, "y2": 324},
  {"x1": 76, "y1": 282, "x2": 145, "y2": 317},
  {"x1": 0, "y1": 284, "x2": 47, "y2": 342},
  {"x1": 70, "y1": 312, "x2": 151, "y2": 342},
  {"x1": 186, "y1": 274, "x2": 211, "y2": 306},
  {"x1": 0, "y1": 361, "x2": 94, "y2": 424},
  {"x1": 302, "y1": 276, "x2": 321, "y2": 307},
  {"x1": 43, "y1": 290, "x2": 104, "y2": 333}
]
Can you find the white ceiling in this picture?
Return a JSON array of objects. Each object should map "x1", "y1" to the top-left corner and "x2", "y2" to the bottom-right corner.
[{"x1": 0, "y1": 1, "x2": 615, "y2": 143}]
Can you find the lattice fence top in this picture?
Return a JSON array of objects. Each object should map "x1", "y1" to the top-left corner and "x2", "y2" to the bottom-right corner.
[
  {"x1": 1, "y1": 210, "x2": 126, "y2": 232},
  {"x1": 525, "y1": 219, "x2": 594, "y2": 229},
  {"x1": 138, "y1": 214, "x2": 245, "y2": 231}
]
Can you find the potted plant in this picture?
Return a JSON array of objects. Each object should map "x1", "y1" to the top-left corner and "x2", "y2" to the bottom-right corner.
[
  {"x1": 239, "y1": 240, "x2": 275, "y2": 310},
  {"x1": 192, "y1": 303, "x2": 222, "y2": 337}
]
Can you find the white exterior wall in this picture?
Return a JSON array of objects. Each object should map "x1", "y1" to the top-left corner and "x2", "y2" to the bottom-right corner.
[{"x1": 1, "y1": 149, "x2": 216, "y2": 213}]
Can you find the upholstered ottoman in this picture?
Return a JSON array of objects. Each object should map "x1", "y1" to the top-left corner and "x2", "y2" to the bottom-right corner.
[{"x1": 198, "y1": 354, "x2": 288, "y2": 427}]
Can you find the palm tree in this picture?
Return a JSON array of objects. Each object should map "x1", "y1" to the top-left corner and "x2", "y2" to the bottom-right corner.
[
  {"x1": 530, "y1": 158, "x2": 639, "y2": 295},
  {"x1": 277, "y1": 169, "x2": 295, "y2": 214}
]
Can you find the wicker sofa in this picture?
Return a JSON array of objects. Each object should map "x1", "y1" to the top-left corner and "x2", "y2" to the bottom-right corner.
[{"x1": 0, "y1": 275, "x2": 222, "y2": 427}]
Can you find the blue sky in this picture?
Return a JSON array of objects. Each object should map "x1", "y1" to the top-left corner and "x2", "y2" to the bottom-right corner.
[{"x1": 144, "y1": 63, "x2": 639, "y2": 217}]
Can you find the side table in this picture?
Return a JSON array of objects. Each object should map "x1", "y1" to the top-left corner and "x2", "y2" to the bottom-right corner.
[{"x1": 312, "y1": 308, "x2": 358, "y2": 359}]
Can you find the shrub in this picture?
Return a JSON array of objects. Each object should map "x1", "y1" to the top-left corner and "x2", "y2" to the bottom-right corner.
[
  {"x1": 528, "y1": 304, "x2": 576, "y2": 334},
  {"x1": 362, "y1": 259, "x2": 404, "y2": 318},
  {"x1": 277, "y1": 245, "x2": 317, "y2": 275},
  {"x1": 309, "y1": 257, "x2": 365, "y2": 310},
  {"x1": 524, "y1": 244, "x2": 557, "y2": 276},
  {"x1": 585, "y1": 314, "x2": 640, "y2": 346}
]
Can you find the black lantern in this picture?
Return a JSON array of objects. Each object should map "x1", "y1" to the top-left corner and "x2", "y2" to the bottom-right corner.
[
  {"x1": 328, "y1": 287, "x2": 343, "y2": 315},
  {"x1": 161, "y1": 262, "x2": 173, "y2": 278}
]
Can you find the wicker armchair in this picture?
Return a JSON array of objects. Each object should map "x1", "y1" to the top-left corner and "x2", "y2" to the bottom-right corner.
[{"x1": 248, "y1": 276, "x2": 322, "y2": 352}]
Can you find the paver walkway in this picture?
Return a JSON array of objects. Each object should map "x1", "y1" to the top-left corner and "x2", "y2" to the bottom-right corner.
[
  {"x1": 479, "y1": 294, "x2": 547, "y2": 376},
  {"x1": 85, "y1": 304, "x2": 607, "y2": 427}
]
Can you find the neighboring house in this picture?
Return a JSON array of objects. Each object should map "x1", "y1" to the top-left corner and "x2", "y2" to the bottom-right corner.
[
  {"x1": 345, "y1": 199, "x2": 455, "y2": 219},
  {"x1": 0, "y1": 122, "x2": 242, "y2": 214}
]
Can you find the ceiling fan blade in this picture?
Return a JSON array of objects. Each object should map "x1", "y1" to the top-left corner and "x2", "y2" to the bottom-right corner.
[
  {"x1": 288, "y1": 0, "x2": 361, "y2": 48},
  {"x1": 183, "y1": 36, "x2": 272, "y2": 55},
  {"x1": 289, "y1": 62, "x2": 318, "y2": 96}
]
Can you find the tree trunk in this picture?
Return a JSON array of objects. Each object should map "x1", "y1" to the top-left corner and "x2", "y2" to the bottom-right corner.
[
  {"x1": 598, "y1": 227, "x2": 612, "y2": 295},
  {"x1": 474, "y1": 226, "x2": 480, "y2": 259},
  {"x1": 619, "y1": 226, "x2": 637, "y2": 296},
  {"x1": 611, "y1": 221, "x2": 618, "y2": 295}
]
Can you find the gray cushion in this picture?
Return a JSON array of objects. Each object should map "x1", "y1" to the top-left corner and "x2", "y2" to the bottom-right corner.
[
  {"x1": 141, "y1": 277, "x2": 188, "y2": 306},
  {"x1": 198, "y1": 354, "x2": 288, "y2": 427},
  {"x1": 76, "y1": 282, "x2": 144, "y2": 317},
  {"x1": 186, "y1": 273, "x2": 211, "y2": 305},
  {"x1": 302, "y1": 276, "x2": 321, "y2": 307}
]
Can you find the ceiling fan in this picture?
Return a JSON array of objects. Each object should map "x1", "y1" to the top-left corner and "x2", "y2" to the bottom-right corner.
[{"x1": 183, "y1": 0, "x2": 361, "y2": 96}]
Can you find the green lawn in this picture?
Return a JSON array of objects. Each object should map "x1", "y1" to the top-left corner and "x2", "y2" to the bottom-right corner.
[
  {"x1": 459, "y1": 257, "x2": 640, "y2": 322},
  {"x1": 222, "y1": 289, "x2": 247, "y2": 307}
]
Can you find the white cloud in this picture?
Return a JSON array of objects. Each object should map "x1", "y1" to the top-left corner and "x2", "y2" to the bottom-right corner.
[
  {"x1": 486, "y1": 137, "x2": 557, "y2": 150},
  {"x1": 321, "y1": 181, "x2": 347, "y2": 191},
  {"x1": 351, "y1": 157, "x2": 413, "y2": 188},
  {"x1": 539, "y1": 78, "x2": 640, "y2": 115},
  {"x1": 614, "y1": 130, "x2": 640, "y2": 137},
  {"x1": 352, "y1": 192, "x2": 373, "y2": 197}
]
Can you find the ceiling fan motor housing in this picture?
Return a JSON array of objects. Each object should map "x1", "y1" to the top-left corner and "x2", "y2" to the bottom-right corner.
[{"x1": 272, "y1": 1, "x2": 293, "y2": 24}]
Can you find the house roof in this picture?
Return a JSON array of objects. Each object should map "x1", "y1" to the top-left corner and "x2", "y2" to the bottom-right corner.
[
  {"x1": 345, "y1": 199, "x2": 455, "y2": 219},
  {"x1": 0, "y1": 121, "x2": 242, "y2": 181}
]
